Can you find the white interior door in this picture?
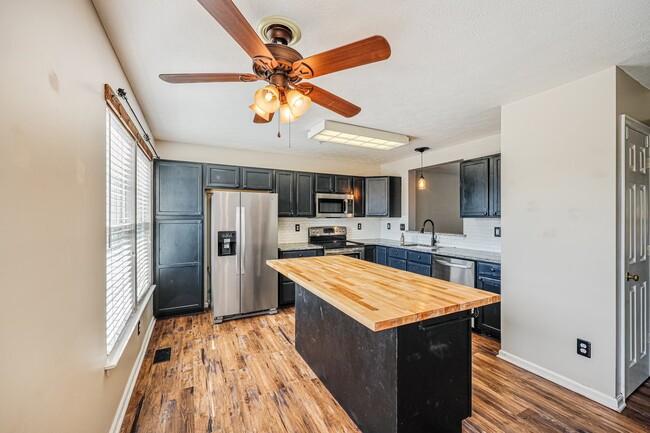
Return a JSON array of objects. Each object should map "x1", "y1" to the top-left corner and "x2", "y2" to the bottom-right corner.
[{"x1": 623, "y1": 116, "x2": 650, "y2": 397}]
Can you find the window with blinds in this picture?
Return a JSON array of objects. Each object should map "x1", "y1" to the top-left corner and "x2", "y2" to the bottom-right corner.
[{"x1": 106, "y1": 108, "x2": 152, "y2": 355}]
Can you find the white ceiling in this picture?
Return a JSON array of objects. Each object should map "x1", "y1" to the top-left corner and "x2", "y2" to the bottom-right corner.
[{"x1": 93, "y1": 0, "x2": 650, "y2": 164}]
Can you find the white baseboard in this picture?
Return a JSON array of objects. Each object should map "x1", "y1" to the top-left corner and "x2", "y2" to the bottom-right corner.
[
  {"x1": 109, "y1": 316, "x2": 156, "y2": 433},
  {"x1": 497, "y1": 350, "x2": 625, "y2": 412}
]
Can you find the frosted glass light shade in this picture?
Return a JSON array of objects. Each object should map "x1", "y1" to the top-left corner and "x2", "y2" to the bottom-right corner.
[
  {"x1": 249, "y1": 103, "x2": 270, "y2": 121},
  {"x1": 285, "y1": 89, "x2": 311, "y2": 117},
  {"x1": 254, "y1": 85, "x2": 280, "y2": 113},
  {"x1": 417, "y1": 175, "x2": 426, "y2": 190},
  {"x1": 279, "y1": 103, "x2": 301, "y2": 123}
]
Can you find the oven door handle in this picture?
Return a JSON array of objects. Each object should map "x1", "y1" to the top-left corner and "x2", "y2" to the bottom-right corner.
[{"x1": 325, "y1": 248, "x2": 364, "y2": 255}]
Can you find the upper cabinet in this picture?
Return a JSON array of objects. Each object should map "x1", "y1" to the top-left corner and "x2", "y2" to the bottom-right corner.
[
  {"x1": 460, "y1": 154, "x2": 500, "y2": 218},
  {"x1": 365, "y1": 176, "x2": 402, "y2": 217},
  {"x1": 353, "y1": 177, "x2": 365, "y2": 217},
  {"x1": 274, "y1": 171, "x2": 315, "y2": 217},
  {"x1": 295, "y1": 172, "x2": 315, "y2": 217},
  {"x1": 241, "y1": 167, "x2": 274, "y2": 190},
  {"x1": 334, "y1": 175, "x2": 353, "y2": 194},
  {"x1": 205, "y1": 164, "x2": 240, "y2": 189},
  {"x1": 315, "y1": 174, "x2": 334, "y2": 193},
  {"x1": 156, "y1": 161, "x2": 203, "y2": 216}
]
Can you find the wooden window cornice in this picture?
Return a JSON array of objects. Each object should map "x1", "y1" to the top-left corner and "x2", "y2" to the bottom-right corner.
[{"x1": 104, "y1": 84, "x2": 154, "y2": 161}]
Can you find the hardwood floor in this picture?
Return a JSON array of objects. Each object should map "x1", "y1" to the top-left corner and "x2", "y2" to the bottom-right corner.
[{"x1": 121, "y1": 309, "x2": 650, "y2": 433}]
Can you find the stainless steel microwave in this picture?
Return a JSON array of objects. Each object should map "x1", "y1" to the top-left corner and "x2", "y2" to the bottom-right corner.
[{"x1": 315, "y1": 193, "x2": 354, "y2": 218}]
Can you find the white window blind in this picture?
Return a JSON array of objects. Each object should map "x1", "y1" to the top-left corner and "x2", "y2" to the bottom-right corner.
[{"x1": 106, "y1": 108, "x2": 152, "y2": 355}]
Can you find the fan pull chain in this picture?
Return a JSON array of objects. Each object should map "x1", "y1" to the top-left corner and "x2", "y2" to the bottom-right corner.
[{"x1": 277, "y1": 113, "x2": 281, "y2": 138}]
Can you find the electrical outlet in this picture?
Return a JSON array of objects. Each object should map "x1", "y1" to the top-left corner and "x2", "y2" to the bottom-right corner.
[
  {"x1": 400, "y1": 224, "x2": 405, "y2": 230},
  {"x1": 387, "y1": 223, "x2": 391, "y2": 230},
  {"x1": 494, "y1": 227, "x2": 501, "y2": 237},
  {"x1": 295, "y1": 224, "x2": 300, "y2": 232},
  {"x1": 357, "y1": 223, "x2": 362, "y2": 230},
  {"x1": 137, "y1": 320, "x2": 141, "y2": 336},
  {"x1": 577, "y1": 339, "x2": 591, "y2": 358}
]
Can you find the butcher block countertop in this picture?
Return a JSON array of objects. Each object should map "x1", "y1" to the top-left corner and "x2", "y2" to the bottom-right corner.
[{"x1": 266, "y1": 255, "x2": 501, "y2": 332}]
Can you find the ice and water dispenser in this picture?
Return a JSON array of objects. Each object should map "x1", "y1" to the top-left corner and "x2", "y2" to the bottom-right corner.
[{"x1": 217, "y1": 231, "x2": 237, "y2": 256}]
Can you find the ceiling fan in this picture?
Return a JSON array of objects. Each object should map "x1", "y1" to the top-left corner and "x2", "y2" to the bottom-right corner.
[{"x1": 159, "y1": 0, "x2": 391, "y2": 124}]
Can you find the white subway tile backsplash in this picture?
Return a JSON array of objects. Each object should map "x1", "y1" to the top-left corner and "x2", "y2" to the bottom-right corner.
[{"x1": 278, "y1": 218, "x2": 383, "y2": 244}]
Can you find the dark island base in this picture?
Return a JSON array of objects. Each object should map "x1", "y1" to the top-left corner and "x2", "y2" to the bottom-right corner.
[{"x1": 295, "y1": 285, "x2": 473, "y2": 433}]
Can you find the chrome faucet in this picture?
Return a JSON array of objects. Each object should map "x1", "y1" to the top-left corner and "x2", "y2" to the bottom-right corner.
[{"x1": 420, "y1": 219, "x2": 436, "y2": 247}]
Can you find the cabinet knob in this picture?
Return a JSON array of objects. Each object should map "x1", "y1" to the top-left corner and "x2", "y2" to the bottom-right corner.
[
  {"x1": 490, "y1": 268, "x2": 495, "y2": 272},
  {"x1": 484, "y1": 212, "x2": 488, "y2": 215}
]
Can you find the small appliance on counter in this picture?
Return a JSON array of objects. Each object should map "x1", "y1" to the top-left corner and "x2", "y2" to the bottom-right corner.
[
  {"x1": 208, "y1": 191, "x2": 278, "y2": 323},
  {"x1": 315, "y1": 193, "x2": 354, "y2": 218},
  {"x1": 308, "y1": 226, "x2": 364, "y2": 259}
]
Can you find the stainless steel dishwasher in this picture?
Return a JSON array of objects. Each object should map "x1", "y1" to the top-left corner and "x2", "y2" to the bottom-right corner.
[{"x1": 432, "y1": 256, "x2": 476, "y2": 287}]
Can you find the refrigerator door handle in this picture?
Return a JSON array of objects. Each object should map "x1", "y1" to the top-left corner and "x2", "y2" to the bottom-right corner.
[
  {"x1": 241, "y1": 206, "x2": 246, "y2": 275},
  {"x1": 235, "y1": 206, "x2": 241, "y2": 275}
]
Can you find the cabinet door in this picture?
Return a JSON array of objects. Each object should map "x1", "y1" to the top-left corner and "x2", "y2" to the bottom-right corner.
[
  {"x1": 155, "y1": 161, "x2": 203, "y2": 216},
  {"x1": 460, "y1": 158, "x2": 489, "y2": 217},
  {"x1": 275, "y1": 171, "x2": 295, "y2": 217},
  {"x1": 295, "y1": 172, "x2": 315, "y2": 217},
  {"x1": 205, "y1": 164, "x2": 240, "y2": 189},
  {"x1": 315, "y1": 174, "x2": 334, "y2": 193},
  {"x1": 353, "y1": 177, "x2": 365, "y2": 217},
  {"x1": 388, "y1": 257, "x2": 407, "y2": 270},
  {"x1": 489, "y1": 156, "x2": 501, "y2": 217},
  {"x1": 154, "y1": 219, "x2": 203, "y2": 317},
  {"x1": 364, "y1": 246, "x2": 375, "y2": 262},
  {"x1": 366, "y1": 177, "x2": 389, "y2": 217},
  {"x1": 476, "y1": 276, "x2": 501, "y2": 340},
  {"x1": 334, "y1": 175, "x2": 353, "y2": 194},
  {"x1": 375, "y1": 246, "x2": 387, "y2": 266},
  {"x1": 408, "y1": 262, "x2": 431, "y2": 276},
  {"x1": 242, "y1": 167, "x2": 273, "y2": 190}
]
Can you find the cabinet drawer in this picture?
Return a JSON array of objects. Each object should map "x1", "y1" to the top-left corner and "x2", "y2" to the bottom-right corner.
[
  {"x1": 280, "y1": 249, "x2": 321, "y2": 259},
  {"x1": 407, "y1": 262, "x2": 431, "y2": 276},
  {"x1": 388, "y1": 247, "x2": 407, "y2": 260},
  {"x1": 407, "y1": 251, "x2": 432, "y2": 265},
  {"x1": 388, "y1": 257, "x2": 407, "y2": 270},
  {"x1": 477, "y1": 262, "x2": 501, "y2": 279}
]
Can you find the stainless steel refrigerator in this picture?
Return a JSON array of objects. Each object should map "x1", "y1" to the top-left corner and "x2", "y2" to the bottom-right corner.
[{"x1": 208, "y1": 191, "x2": 278, "y2": 323}]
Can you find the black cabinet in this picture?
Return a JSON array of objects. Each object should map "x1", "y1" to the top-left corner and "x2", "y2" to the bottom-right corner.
[
  {"x1": 489, "y1": 156, "x2": 501, "y2": 217},
  {"x1": 365, "y1": 176, "x2": 402, "y2": 217},
  {"x1": 278, "y1": 248, "x2": 323, "y2": 306},
  {"x1": 364, "y1": 245, "x2": 375, "y2": 262},
  {"x1": 275, "y1": 171, "x2": 314, "y2": 217},
  {"x1": 460, "y1": 154, "x2": 500, "y2": 218},
  {"x1": 156, "y1": 161, "x2": 203, "y2": 216},
  {"x1": 153, "y1": 160, "x2": 204, "y2": 318},
  {"x1": 475, "y1": 261, "x2": 501, "y2": 340},
  {"x1": 205, "y1": 164, "x2": 240, "y2": 189},
  {"x1": 315, "y1": 174, "x2": 334, "y2": 193},
  {"x1": 375, "y1": 246, "x2": 387, "y2": 266},
  {"x1": 295, "y1": 172, "x2": 315, "y2": 217},
  {"x1": 335, "y1": 175, "x2": 353, "y2": 194},
  {"x1": 241, "y1": 167, "x2": 273, "y2": 190},
  {"x1": 353, "y1": 177, "x2": 365, "y2": 217}
]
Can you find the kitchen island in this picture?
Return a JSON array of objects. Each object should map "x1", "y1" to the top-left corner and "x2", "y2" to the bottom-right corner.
[{"x1": 266, "y1": 255, "x2": 500, "y2": 433}]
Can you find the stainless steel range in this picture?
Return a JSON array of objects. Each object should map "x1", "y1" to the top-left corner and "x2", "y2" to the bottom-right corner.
[{"x1": 308, "y1": 226, "x2": 365, "y2": 259}]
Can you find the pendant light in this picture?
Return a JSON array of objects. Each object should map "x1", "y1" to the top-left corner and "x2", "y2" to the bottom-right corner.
[{"x1": 415, "y1": 147, "x2": 430, "y2": 190}]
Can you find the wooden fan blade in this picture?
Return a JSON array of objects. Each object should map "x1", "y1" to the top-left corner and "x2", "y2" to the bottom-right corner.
[
  {"x1": 292, "y1": 35, "x2": 390, "y2": 79},
  {"x1": 294, "y1": 83, "x2": 361, "y2": 118},
  {"x1": 197, "y1": 0, "x2": 277, "y2": 69},
  {"x1": 159, "y1": 73, "x2": 260, "y2": 83},
  {"x1": 253, "y1": 111, "x2": 274, "y2": 123}
]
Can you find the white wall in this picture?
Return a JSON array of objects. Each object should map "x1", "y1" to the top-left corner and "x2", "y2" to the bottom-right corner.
[
  {"x1": 380, "y1": 134, "x2": 502, "y2": 245},
  {"x1": 500, "y1": 68, "x2": 620, "y2": 408},
  {"x1": 0, "y1": 1, "x2": 155, "y2": 432},
  {"x1": 156, "y1": 140, "x2": 382, "y2": 176}
]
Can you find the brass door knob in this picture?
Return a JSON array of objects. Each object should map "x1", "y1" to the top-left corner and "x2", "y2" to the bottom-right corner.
[{"x1": 626, "y1": 272, "x2": 639, "y2": 282}]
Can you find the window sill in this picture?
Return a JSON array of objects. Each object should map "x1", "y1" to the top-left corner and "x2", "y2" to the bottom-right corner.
[{"x1": 105, "y1": 285, "x2": 155, "y2": 371}]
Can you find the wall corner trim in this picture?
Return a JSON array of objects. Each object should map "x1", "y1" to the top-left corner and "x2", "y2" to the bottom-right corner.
[
  {"x1": 497, "y1": 350, "x2": 622, "y2": 411},
  {"x1": 108, "y1": 316, "x2": 156, "y2": 433}
]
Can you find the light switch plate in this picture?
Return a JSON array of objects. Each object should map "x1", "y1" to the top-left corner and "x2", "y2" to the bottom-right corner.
[{"x1": 400, "y1": 224, "x2": 405, "y2": 230}]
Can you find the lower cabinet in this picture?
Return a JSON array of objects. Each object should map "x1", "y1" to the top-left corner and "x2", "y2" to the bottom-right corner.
[
  {"x1": 407, "y1": 262, "x2": 431, "y2": 276},
  {"x1": 363, "y1": 245, "x2": 375, "y2": 262},
  {"x1": 475, "y1": 261, "x2": 501, "y2": 340},
  {"x1": 375, "y1": 246, "x2": 387, "y2": 266},
  {"x1": 388, "y1": 257, "x2": 407, "y2": 270},
  {"x1": 278, "y1": 248, "x2": 323, "y2": 306}
]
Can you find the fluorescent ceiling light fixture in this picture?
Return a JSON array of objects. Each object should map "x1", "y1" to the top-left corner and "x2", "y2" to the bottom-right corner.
[{"x1": 308, "y1": 120, "x2": 409, "y2": 150}]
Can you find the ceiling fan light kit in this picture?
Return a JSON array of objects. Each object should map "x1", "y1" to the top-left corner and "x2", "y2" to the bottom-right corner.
[
  {"x1": 160, "y1": 0, "x2": 391, "y2": 125},
  {"x1": 308, "y1": 120, "x2": 409, "y2": 150}
]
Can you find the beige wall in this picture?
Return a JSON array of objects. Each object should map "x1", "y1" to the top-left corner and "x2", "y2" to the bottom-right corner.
[
  {"x1": 500, "y1": 67, "x2": 623, "y2": 408},
  {"x1": 156, "y1": 140, "x2": 382, "y2": 176},
  {"x1": 0, "y1": 1, "x2": 154, "y2": 432},
  {"x1": 414, "y1": 166, "x2": 463, "y2": 234}
]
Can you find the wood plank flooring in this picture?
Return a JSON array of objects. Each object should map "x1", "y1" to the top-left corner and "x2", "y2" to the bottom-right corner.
[{"x1": 121, "y1": 309, "x2": 650, "y2": 433}]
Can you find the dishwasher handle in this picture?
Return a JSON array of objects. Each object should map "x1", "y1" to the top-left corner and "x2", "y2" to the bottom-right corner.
[{"x1": 433, "y1": 259, "x2": 473, "y2": 269}]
